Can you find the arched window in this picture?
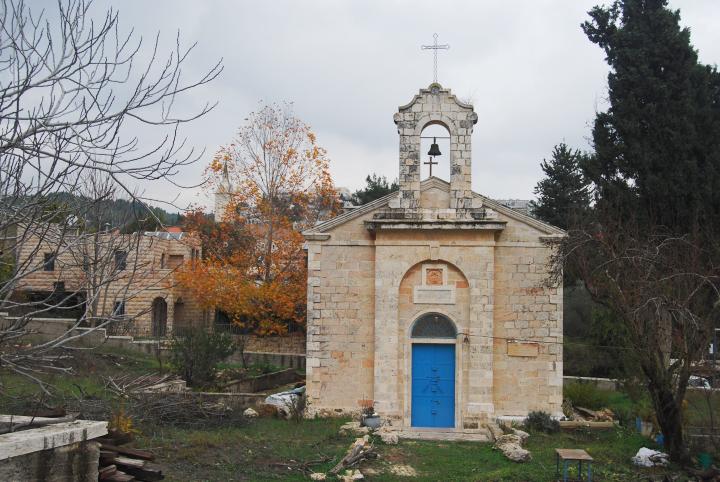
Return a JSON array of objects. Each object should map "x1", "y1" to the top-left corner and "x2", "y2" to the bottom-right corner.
[{"x1": 411, "y1": 312, "x2": 457, "y2": 339}]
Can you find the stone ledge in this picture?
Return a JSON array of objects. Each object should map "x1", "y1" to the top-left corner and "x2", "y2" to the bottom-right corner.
[
  {"x1": 0, "y1": 418, "x2": 107, "y2": 460},
  {"x1": 365, "y1": 219, "x2": 506, "y2": 232},
  {"x1": 398, "y1": 429, "x2": 491, "y2": 442}
]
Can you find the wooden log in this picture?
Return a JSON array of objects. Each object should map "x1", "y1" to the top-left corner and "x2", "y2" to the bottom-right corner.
[
  {"x1": 559, "y1": 420, "x2": 616, "y2": 430},
  {"x1": 119, "y1": 463, "x2": 164, "y2": 482},
  {"x1": 113, "y1": 455, "x2": 146, "y2": 469},
  {"x1": 100, "y1": 443, "x2": 155, "y2": 461},
  {"x1": 104, "y1": 471, "x2": 135, "y2": 482},
  {"x1": 99, "y1": 465, "x2": 118, "y2": 480},
  {"x1": 329, "y1": 436, "x2": 373, "y2": 475},
  {"x1": 100, "y1": 450, "x2": 118, "y2": 465}
]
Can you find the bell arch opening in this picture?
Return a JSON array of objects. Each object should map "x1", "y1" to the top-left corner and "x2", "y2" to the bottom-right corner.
[
  {"x1": 420, "y1": 123, "x2": 450, "y2": 181},
  {"x1": 411, "y1": 312, "x2": 457, "y2": 339}
]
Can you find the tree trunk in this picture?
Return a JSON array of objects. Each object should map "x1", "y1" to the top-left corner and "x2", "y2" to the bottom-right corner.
[
  {"x1": 645, "y1": 370, "x2": 689, "y2": 463},
  {"x1": 650, "y1": 388, "x2": 690, "y2": 464}
]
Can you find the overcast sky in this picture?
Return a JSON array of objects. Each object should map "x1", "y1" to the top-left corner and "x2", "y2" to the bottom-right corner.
[{"x1": 78, "y1": 1, "x2": 720, "y2": 210}]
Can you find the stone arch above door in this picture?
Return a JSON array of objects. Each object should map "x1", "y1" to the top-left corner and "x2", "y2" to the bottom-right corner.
[{"x1": 396, "y1": 260, "x2": 469, "y2": 423}]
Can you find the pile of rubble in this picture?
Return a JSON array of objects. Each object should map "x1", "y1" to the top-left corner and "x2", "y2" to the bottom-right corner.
[
  {"x1": 487, "y1": 423, "x2": 532, "y2": 463},
  {"x1": 572, "y1": 406, "x2": 615, "y2": 422},
  {"x1": 339, "y1": 421, "x2": 398, "y2": 445},
  {"x1": 560, "y1": 404, "x2": 618, "y2": 429}
]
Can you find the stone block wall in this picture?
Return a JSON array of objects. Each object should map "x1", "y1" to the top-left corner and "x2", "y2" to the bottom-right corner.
[
  {"x1": 242, "y1": 333, "x2": 307, "y2": 354},
  {"x1": 304, "y1": 190, "x2": 565, "y2": 425},
  {"x1": 492, "y1": 237, "x2": 563, "y2": 416},
  {"x1": 371, "y1": 229, "x2": 497, "y2": 427},
  {"x1": 0, "y1": 418, "x2": 106, "y2": 482},
  {"x1": 0, "y1": 441, "x2": 100, "y2": 482},
  {"x1": 12, "y1": 226, "x2": 205, "y2": 336},
  {"x1": 392, "y1": 84, "x2": 478, "y2": 212},
  {"x1": 305, "y1": 234, "x2": 376, "y2": 413}
]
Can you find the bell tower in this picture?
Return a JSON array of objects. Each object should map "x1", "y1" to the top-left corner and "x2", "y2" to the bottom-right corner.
[{"x1": 390, "y1": 83, "x2": 479, "y2": 214}]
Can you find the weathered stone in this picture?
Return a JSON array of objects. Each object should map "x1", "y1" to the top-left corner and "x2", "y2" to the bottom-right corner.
[
  {"x1": 389, "y1": 465, "x2": 417, "y2": 477},
  {"x1": 485, "y1": 423, "x2": 503, "y2": 442},
  {"x1": 339, "y1": 422, "x2": 369, "y2": 436},
  {"x1": 243, "y1": 407, "x2": 259, "y2": 418},
  {"x1": 498, "y1": 442, "x2": 532, "y2": 463},
  {"x1": 376, "y1": 425, "x2": 399, "y2": 445},
  {"x1": 511, "y1": 428, "x2": 530, "y2": 444},
  {"x1": 339, "y1": 469, "x2": 364, "y2": 481},
  {"x1": 494, "y1": 432, "x2": 532, "y2": 462}
]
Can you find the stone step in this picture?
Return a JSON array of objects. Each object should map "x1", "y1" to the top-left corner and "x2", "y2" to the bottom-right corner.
[{"x1": 398, "y1": 429, "x2": 491, "y2": 442}]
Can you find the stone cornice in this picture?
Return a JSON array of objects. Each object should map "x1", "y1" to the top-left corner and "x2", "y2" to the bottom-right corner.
[
  {"x1": 365, "y1": 219, "x2": 506, "y2": 232},
  {"x1": 303, "y1": 177, "x2": 566, "y2": 239}
]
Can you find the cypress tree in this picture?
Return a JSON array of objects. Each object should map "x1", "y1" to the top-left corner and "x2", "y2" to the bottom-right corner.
[
  {"x1": 582, "y1": 0, "x2": 720, "y2": 233},
  {"x1": 567, "y1": 0, "x2": 720, "y2": 462}
]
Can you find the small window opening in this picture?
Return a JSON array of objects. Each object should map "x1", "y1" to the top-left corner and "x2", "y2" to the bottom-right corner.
[
  {"x1": 43, "y1": 252, "x2": 56, "y2": 271},
  {"x1": 411, "y1": 312, "x2": 457, "y2": 339}
]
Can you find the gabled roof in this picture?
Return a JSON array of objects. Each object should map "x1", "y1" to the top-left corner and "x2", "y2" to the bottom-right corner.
[{"x1": 304, "y1": 177, "x2": 565, "y2": 237}]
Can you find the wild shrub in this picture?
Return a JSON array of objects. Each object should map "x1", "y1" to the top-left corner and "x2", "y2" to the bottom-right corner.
[
  {"x1": 168, "y1": 327, "x2": 235, "y2": 387},
  {"x1": 524, "y1": 410, "x2": 560, "y2": 434},
  {"x1": 563, "y1": 381, "x2": 610, "y2": 410}
]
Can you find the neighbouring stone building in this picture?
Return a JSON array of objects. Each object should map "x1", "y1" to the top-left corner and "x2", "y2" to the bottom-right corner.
[
  {"x1": 303, "y1": 83, "x2": 565, "y2": 436},
  {"x1": 13, "y1": 226, "x2": 206, "y2": 336}
]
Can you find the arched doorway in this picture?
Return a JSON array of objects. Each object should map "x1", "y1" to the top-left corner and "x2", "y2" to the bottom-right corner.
[
  {"x1": 151, "y1": 297, "x2": 168, "y2": 337},
  {"x1": 410, "y1": 312, "x2": 457, "y2": 428}
]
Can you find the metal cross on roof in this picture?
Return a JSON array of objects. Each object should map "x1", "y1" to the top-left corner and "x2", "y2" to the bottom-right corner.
[{"x1": 421, "y1": 33, "x2": 450, "y2": 83}]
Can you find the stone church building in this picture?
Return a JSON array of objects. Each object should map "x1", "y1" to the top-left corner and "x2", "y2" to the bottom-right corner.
[{"x1": 303, "y1": 84, "x2": 564, "y2": 437}]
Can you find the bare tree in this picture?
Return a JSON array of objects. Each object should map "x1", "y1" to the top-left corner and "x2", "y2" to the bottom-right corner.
[
  {"x1": 0, "y1": 0, "x2": 221, "y2": 387},
  {"x1": 550, "y1": 223, "x2": 719, "y2": 462}
]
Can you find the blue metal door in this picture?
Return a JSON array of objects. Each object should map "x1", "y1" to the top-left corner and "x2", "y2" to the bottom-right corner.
[{"x1": 411, "y1": 343, "x2": 455, "y2": 428}]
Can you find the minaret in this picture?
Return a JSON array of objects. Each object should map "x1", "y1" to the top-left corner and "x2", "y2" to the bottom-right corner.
[{"x1": 213, "y1": 160, "x2": 233, "y2": 222}]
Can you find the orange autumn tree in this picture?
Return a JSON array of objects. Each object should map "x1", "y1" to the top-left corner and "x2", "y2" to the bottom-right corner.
[{"x1": 178, "y1": 102, "x2": 339, "y2": 335}]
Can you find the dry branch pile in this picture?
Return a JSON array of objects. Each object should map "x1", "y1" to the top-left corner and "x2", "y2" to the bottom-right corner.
[
  {"x1": 102, "y1": 374, "x2": 244, "y2": 429},
  {"x1": 128, "y1": 392, "x2": 244, "y2": 428}
]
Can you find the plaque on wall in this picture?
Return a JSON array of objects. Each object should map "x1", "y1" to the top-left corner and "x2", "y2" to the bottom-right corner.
[
  {"x1": 507, "y1": 341, "x2": 540, "y2": 357},
  {"x1": 414, "y1": 263, "x2": 455, "y2": 304},
  {"x1": 413, "y1": 285, "x2": 456, "y2": 304}
]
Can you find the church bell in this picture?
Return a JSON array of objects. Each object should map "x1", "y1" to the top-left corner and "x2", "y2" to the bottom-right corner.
[{"x1": 427, "y1": 137, "x2": 442, "y2": 157}]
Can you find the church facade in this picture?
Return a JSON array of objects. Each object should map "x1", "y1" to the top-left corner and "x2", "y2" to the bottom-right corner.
[{"x1": 303, "y1": 84, "x2": 564, "y2": 436}]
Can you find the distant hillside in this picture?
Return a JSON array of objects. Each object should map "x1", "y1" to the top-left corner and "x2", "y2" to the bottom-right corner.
[{"x1": 39, "y1": 192, "x2": 184, "y2": 233}]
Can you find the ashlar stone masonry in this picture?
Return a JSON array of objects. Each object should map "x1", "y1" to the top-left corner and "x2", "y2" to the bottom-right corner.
[{"x1": 303, "y1": 84, "x2": 564, "y2": 437}]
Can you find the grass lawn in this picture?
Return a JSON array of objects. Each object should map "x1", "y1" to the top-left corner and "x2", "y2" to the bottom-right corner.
[
  {"x1": 0, "y1": 345, "x2": 164, "y2": 406},
  {"x1": 0, "y1": 347, "x2": 710, "y2": 480},
  {"x1": 137, "y1": 417, "x2": 683, "y2": 481}
]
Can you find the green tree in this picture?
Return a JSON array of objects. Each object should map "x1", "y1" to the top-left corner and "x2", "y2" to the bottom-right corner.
[
  {"x1": 530, "y1": 143, "x2": 590, "y2": 230},
  {"x1": 351, "y1": 174, "x2": 398, "y2": 206},
  {"x1": 555, "y1": 0, "x2": 720, "y2": 462},
  {"x1": 582, "y1": 0, "x2": 720, "y2": 231}
]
